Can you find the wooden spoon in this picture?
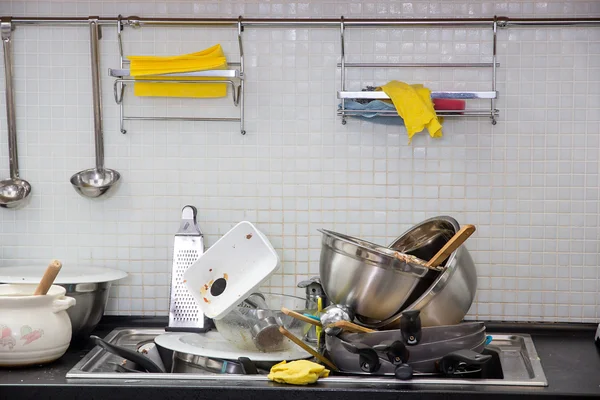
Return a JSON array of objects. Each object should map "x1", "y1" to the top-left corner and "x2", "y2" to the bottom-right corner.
[
  {"x1": 328, "y1": 320, "x2": 375, "y2": 334},
  {"x1": 33, "y1": 259, "x2": 62, "y2": 295},
  {"x1": 281, "y1": 307, "x2": 322, "y2": 327},
  {"x1": 278, "y1": 326, "x2": 338, "y2": 371},
  {"x1": 394, "y1": 224, "x2": 476, "y2": 271}
]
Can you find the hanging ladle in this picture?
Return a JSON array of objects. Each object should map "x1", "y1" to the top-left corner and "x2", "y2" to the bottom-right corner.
[
  {"x1": 0, "y1": 18, "x2": 31, "y2": 208},
  {"x1": 70, "y1": 18, "x2": 120, "y2": 198}
]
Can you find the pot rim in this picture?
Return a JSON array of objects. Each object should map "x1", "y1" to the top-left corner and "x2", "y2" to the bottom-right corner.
[
  {"x1": 0, "y1": 284, "x2": 66, "y2": 305},
  {"x1": 318, "y1": 228, "x2": 429, "y2": 277}
]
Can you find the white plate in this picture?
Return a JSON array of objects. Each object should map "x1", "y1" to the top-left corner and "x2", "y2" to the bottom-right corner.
[
  {"x1": 154, "y1": 331, "x2": 311, "y2": 362},
  {"x1": 0, "y1": 265, "x2": 127, "y2": 284},
  {"x1": 184, "y1": 221, "x2": 280, "y2": 319}
]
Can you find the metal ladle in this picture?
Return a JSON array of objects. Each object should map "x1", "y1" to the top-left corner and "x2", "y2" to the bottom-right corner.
[
  {"x1": 70, "y1": 18, "x2": 120, "y2": 198},
  {"x1": 0, "y1": 18, "x2": 31, "y2": 208}
]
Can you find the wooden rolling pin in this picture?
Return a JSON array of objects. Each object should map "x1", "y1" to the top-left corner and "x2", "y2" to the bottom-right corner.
[{"x1": 34, "y1": 260, "x2": 62, "y2": 295}]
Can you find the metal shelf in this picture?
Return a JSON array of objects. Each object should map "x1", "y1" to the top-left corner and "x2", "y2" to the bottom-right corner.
[
  {"x1": 109, "y1": 68, "x2": 241, "y2": 78},
  {"x1": 109, "y1": 17, "x2": 246, "y2": 135},
  {"x1": 338, "y1": 91, "x2": 498, "y2": 100},
  {"x1": 337, "y1": 17, "x2": 501, "y2": 126}
]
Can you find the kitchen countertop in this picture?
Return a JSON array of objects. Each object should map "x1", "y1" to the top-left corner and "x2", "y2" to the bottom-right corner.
[{"x1": 1, "y1": 317, "x2": 599, "y2": 399}]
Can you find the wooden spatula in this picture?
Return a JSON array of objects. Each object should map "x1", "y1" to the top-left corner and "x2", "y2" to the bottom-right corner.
[
  {"x1": 34, "y1": 259, "x2": 62, "y2": 295},
  {"x1": 394, "y1": 224, "x2": 476, "y2": 271}
]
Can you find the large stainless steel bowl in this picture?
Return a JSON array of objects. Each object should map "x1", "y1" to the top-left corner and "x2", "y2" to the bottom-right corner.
[
  {"x1": 60, "y1": 282, "x2": 114, "y2": 338},
  {"x1": 318, "y1": 229, "x2": 430, "y2": 321},
  {"x1": 358, "y1": 216, "x2": 477, "y2": 329}
]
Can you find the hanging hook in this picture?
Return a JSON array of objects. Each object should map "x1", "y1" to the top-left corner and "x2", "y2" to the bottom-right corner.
[{"x1": 113, "y1": 80, "x2": 125, "y2": 104}]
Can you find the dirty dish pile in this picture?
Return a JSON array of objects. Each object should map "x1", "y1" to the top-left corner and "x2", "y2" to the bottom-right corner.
[{"x1": 318, "y1": 216, "x2": 477, "y2": 329}]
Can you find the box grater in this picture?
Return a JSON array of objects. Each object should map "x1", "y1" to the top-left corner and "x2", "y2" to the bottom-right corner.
[{"x1": 166, "y1": 205, "x2": 211, "y2": 332}]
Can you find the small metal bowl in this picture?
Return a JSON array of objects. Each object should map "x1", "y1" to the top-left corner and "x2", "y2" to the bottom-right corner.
[{"x1": 70, "y1": 168, "x2": 121, "y2": 198}]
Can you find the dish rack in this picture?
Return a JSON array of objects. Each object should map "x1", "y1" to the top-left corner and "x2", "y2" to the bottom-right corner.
[
  {"x1": 109, "y1": 16, "x2": 246, "y2": 135},
  {"x1": 337, "y1": 17, "x2": 501, "y2": 125}
]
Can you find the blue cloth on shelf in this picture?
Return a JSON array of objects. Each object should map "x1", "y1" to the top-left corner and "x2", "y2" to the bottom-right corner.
[{"x1": 339, "y1": 100, "x2": 405, "y2": 126}]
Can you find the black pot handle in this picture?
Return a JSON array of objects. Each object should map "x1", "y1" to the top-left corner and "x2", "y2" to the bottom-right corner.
[
  {"x1": 439, "y1": 350, "x2": 492, "y2": 375},
  {"x1": 400, "y1": 310, "x2": 422, "y2": 345},
  {"x1": 341, "y1": 340, "x2": 380, "y2": 373},
  {"x1": 237, "y1": 357, "x2": 259, "y2": 375}
]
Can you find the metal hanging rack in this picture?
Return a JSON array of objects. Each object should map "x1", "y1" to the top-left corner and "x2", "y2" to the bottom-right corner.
[
  {"x1": 109, "y1": 16, "x2": 245, "y2": 135},
  {"x1": 3, "y1": 15, "x2": 599, "y2": 134},
  {"x1": 337, "y1": 16, "x2": 502, "y2": 125}
]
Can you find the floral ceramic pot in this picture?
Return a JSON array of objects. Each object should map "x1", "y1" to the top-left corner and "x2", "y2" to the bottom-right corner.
[{"x1": 0, "y1": 284, "x2": 76, "y2": 366}]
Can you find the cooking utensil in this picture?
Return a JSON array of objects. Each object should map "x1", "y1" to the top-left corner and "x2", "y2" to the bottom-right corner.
[
  {"x1": 0, "y1": 265, "x2": 126, "y2": 338},
  {"x1": 172, "y1": 352, "x2": 274, "y2": 374},
  {"x1": 184, "y1": 221, "x2": 280, "y2": 319},
  {"x1": 320, "y1": 304, "x2": 354, "y2": 335},
  {"x1": 0, "y1": 18, "x2": 31, "y2": 208},
  {"x1": 393, "y1": 224, "x2": 476, "y2": 270},
  {"x1": 91, "y1": 335, "x2": 165, "y2": 373},
  {"x1": 70, "y1": 18, "x2": 121, "y2": 198},
  {"x1": 237, "y1": 292, "x2": 282, "y2": 351},
  {"x1": 0, "y1": 284, "x2": 75, "y2": 366},
  {"x1": 359, "y1": 217, "x2": 478, "y2": 329},
  {"x1": 167, "y1": 205, "x2": 210, "y2": 333},
  {"x1": 154, "y1": 330, "x2": 311, "y2": 362},
  {"x1": 33, "y1": 260, "x2": 62, "y2": 296},
  {"x1": 281, "y1": 307, "x2": 322, "y2": 327},
  {"x1": 278, "y1": 326, "x2": 338, "y2": 371},
  {"x1": 329, "y1": 321, "x2": 375, "y2": 334},
  {"x1": 318, "y1": 229, "x2": 429, "y2": 321},
  {"x1": 326, "y1": 322, "x2": 486, "y2": 375},
  {"x1": 137, "y1": 341, "x2": 167, "y2": 372},
  {"x1": 213, "y1": 293, "x2": 312, "y2": 352}
]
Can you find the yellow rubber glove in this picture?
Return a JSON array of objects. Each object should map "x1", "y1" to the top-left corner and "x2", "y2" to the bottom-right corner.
[
  {"x1": 267, "y1": 360, "x2": 330, "y2": 385},
  {"x1": 380, "y1": 80, "x2": 443, "y2": 143}
]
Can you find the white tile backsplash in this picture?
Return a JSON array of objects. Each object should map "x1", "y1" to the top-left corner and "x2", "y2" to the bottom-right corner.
[{"x1": 0, "y1": 1, "x2": 598, "y2": 322}]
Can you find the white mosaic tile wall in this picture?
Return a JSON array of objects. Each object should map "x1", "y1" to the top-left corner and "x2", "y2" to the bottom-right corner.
[{"x1": 0, "y1": 1, "x2": 599, "y2": 322}]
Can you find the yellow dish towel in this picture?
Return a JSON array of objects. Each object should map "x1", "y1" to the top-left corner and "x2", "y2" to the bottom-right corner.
[
  {"x1": 268, "y1": 360, "x2": 330, "y2": 385},
  {"x1": 380, "y1": 80, "x2": 443, "y2": 143},
  {"x1": 129, "y1": 44, "x2": 228, "y2": 98}
]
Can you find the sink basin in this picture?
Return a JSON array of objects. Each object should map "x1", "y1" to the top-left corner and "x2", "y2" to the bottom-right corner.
[{"x1": 66, "y1": 328, "x2": 547, "y2": 386}]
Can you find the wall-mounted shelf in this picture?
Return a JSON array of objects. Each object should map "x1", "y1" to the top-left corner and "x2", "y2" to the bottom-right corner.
[
  {"x1": 109, "y1": 16, "x2": 246, "y2": 135},
  {"x1": 109, "y1": 69, "x2": 241, "y2": 78},
  {"x1": 338, "y1": 91, "x2": 498, "y2": 100},
  {"x1": 337, "y1": 17, "x2": 501, "y2": 126}
]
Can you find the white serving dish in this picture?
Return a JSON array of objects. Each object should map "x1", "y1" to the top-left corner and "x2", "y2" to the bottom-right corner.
[{"x1": 184, "y1": 221, "x2": 280, "y2": 319}]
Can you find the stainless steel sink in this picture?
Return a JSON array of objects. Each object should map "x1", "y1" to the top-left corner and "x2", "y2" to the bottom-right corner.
[{"x1": 66, "y1": 328, "x2": 547, "y2": 386}]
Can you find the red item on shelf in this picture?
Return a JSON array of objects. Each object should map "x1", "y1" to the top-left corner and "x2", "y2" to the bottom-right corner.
[{"x1": 433, "y1": 99, "x2": 466, "y2": 114}]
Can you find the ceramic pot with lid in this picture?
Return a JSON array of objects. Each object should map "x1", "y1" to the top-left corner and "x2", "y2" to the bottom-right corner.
[{"x1": 0, "y1": 284, "x2": 76, "y2": 366}]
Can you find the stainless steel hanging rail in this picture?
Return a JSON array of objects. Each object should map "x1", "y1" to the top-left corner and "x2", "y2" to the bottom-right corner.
[{"x1": 6, "y1": 16, "x2": 600, "y2": 27}]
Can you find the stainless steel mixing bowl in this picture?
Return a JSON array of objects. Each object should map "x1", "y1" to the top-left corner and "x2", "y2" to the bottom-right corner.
[
  {"x1": 318, "y1": 229, "x2": 430, "y2": 321},
  {"x1": 357, "y1": 216, "x2": 477, "y2": 329},
  {"x1": 60, "y1": 282, "x2": 114, "y2": 338}
]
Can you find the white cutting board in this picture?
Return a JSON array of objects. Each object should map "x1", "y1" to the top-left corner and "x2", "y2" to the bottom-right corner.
[
  {"x1": 184, "y1": 221, "x2": 280, "y2": 319},
  {"x1": 154, "y1": 331, "x2": 311, "y2": 362},
  {"x1": 0, "y1": 265, "x2": 127, "y2": 284}
]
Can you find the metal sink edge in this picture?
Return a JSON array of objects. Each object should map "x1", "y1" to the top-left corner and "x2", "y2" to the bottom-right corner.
[{"x1": 66, "y1": 329, "x2": 548, "y2": 387}]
